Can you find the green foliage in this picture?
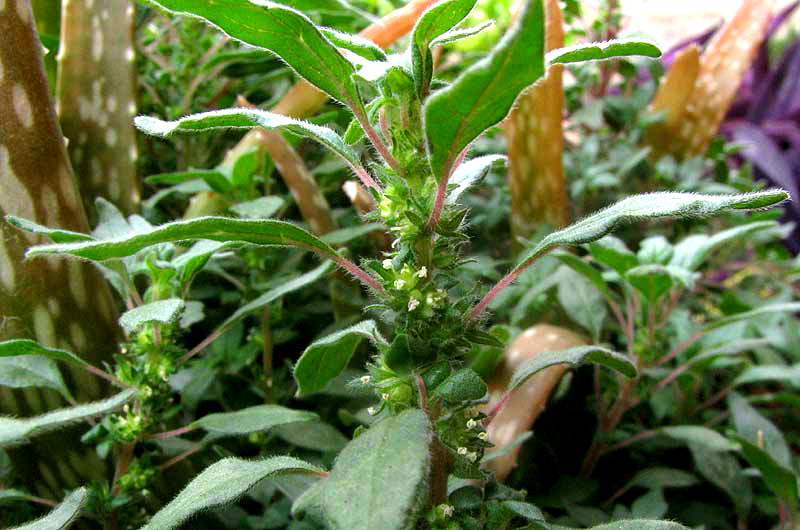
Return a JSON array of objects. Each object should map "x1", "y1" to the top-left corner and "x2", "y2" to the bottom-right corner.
[
  {"x1": 509, "y1": 346, "x2": 635, "y2": 391},
  {"x1": 8, "y1": 488, "x2": 87, "y2": 530}
]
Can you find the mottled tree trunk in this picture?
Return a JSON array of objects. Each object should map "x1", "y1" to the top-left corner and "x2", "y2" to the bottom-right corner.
[
  {"x1": 57, "y1": 0, "x2": 140, "y2": 218},
  {"x1": 646, "y1": 0, "x2": 776, "y2": 157},
  {"x1": 505, "y1": 0, "x2": 568, "y2": 239},
  {"x1": 0, "y1": 0, "x2": 120, "y2": 498}
]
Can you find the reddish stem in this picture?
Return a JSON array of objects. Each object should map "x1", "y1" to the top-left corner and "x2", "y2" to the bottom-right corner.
[
  {"x1": 469, "y1": 268, "x2": 524, "y2": 320},
  {"x1": 144, "y1": 424, "x2": 198, "y2": 440},
  {"x1": 332, "y1": 255, "x2": 386, "y2": 294},
  {"x1": 81, "y1": 363, "x2": 128, "y2": 388},
  {"x1": 179, "y1": 327, "x2": 224, "y2": 365},
  {"x1": 427, "y1": 146, "x2": 469, "y2": 234}
]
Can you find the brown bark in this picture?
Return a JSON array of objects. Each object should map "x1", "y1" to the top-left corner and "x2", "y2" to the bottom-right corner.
[
  {"x1": 57, "y1": 0, "x2": 140, "y2": 218},
  {"x1": 505, "y1": 0, "x2": 568, "y2": 239},
  {"x1": 0, "y1": 0, "x2": 119, "y2": 497}
]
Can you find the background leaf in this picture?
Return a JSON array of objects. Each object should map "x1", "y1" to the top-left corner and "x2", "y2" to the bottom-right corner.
[
  {"x1": 193, "y1": 405, "x2": 317, "y2": 436},
  {"x1": 9, "y1": 487, "x2": 87, "y2": 530},
  {"x1": 141, "y1": 456, "x2": 324, "y2": 530},
  {"x1": 546, "y1": 39, "x2": 661, "y2": 66},
  {"x1": 0, "y1": 356, "x2": 72, "y2": 400},
  {"x1": 119, "y1": 299, "x2": 186, "y2": 335},
  {"x1": 509, "y1": 346, "x2": 636, "y2": 392},
  {"x1": 0, "y1": 339, "x2": 87, "y2": 366}
]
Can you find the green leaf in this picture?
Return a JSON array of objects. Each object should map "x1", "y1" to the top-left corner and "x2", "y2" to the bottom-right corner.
[
  {"x1": 512, "y1": 190, "x2": 789, "y2": 278},
  {"x1": 4, "y1": 216, "x2": 94, "y2": 244},
  {"x1": 589, "y1": 236, "x2": 638, "y2": 276},
  {"x1": 623, "y1": 467, "x2": 698, "y2": 491},
  {"x1": 583, "y1": 521, "x2": 689, "y2": 530},
  {"x1": 624, "y1": 264, "x2": 694, "y2": 302},
  {"x1": 670, "y1": 220, "x2": 779, "y2": 271},
  {"x1": 447, "y1": 155, "x2": 506, "y2": 205},
  {"x1": 704, "y1": 302, "x2": 800, "y2": 331},
  {"x1": 424, "y1": 0, "x2": 545, "y2": 180},
  {"x1": 429, "y1": 20, "x2": 494, "y2": 47},
  {"x1": 172, "y1": 241, "x2": 235, "y2": 285},
  {"x1": 637, "y1": 235, "x2": 673, "y2": 265},
  {"x1": 509, "y1": 346, "x2": 635, "y2": 392},
  {"x1": 119, "y1": 299, "x2": 186, "y2": 335},
  {"x1": 193, "y1": 404, "x2": 318, "y2": 435},
  {"x1": 9, "y1": 488, "x2": 87, "y2": 530},
  {"x1": 557, "y1": 268, "x2": 607, "y2": 340},
  {"x1": 0, "y1": 389, "x2": 136, "y2": 448},
  {"x1": 411, "y1": 0, "x2": 478, "y2": 96},
  {"x1": 146, "y1": 169, "x2": 228, "y2": 186},
  {"x1": 320, "y1": 223, "x2": 385, "y2": 246},
  {"x1": 294, "y1": 321, "x2": 386, "y2": 396},
  {"x1": 730, "y1": 434, "x2": 798, "y2": 512},
  {"x1": 659, "y1": 426, "x2": 739, "y2": 452},
  {"x1": 23, "y1": 216, "x2": 340, "y2": 263},
  {"x1": 274, "y1": 420, "x2": 349, "y2": 452},
  {"x1": 140, "y1": 456, "x2": 324, "y2": 530},
  {"x1": 432, "y1": 368, "x2": 488, "y2": 403},
  {"x1": 230, "y1": 196, "x2": 285, "y2": 219},
  {"x1": 688, "y1": 442, "x2": 752, "y2": 516},
  {"x1": 135, "y1": 109, "x2": 365, "y2": 178},
  {"x1": 143, "y1": 0, "x2": 363, "y2": 109},
  {"x1": 734, "y1": 364, "x2": 800, "y2": 388},
  {"x1": 0, "y1": 339, "x2": 87, "y2": 366},
  {"x1": 546, "y1": 39, "x2": 661, "y2": 66},
  {"x1": 728, "y1": 392, "x2": 791, "y2": 467},
  {"x1": 551, "y1": 252, "x2": 609, "y2": 296},
  {"x1": 0, "y1": 356, "x2": 71, "y2": 400},
  {"x1": 320, "y1": 28, "x2": 387, "y2": 61},
  {"x1": 221, "y1": 260, "x2": 334, "y2": 332},
  {"x1": 292, "y1": 409, "x2": 431, "y2": 530}
]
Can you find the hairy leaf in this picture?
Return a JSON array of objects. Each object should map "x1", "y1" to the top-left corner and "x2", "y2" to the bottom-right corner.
[
  {"x1": 292, "y1": 409, "x2": 431, "y2": 530},
  {"x1": 432, "y1": 368, "x2": 487, "y2": 403},
  {"x1": 0, "y1": 389, "x2": 136, "y2": 447},
  {"x1": 412, "y1": 0, "x2": 478, "y2": 95},
  {"x1": 4, "y1": 216, "x2": 94, "y2": 244},
  {"x1": 136, "y1": 110, "x2": 365, "y2": 178},
  {"x1": 9, "y1": 488, "x2": 87, "y2": 530},
  {"x1": 20, "y1": 217, "x2": 339, "y2": 262},
  {"x1": 119, "y1": 299, "x2": 186, "y2": 335},
  {"x1": 546, "y1": 39, "x2": 661, "y2": 66},
  {"x1": 140, "y1": 456, "x2": 324, "y2": 530},
  {"x1": 509, "y1": 346, "x2": 635, "y2": 391},
  {"x1": 143, "y1": 0, "x2": 362, "y2": 109},
  {"x1": 704, "y1": 302, "x2": 800, "y2": 331},
  {"x1": 0, "y1": 339, "x2": 87, "y2": 366},
  {"x1": 294, "y1": 321, "x2": 386, "y2": 396},
  {"x1": 0, "y1": 356, "x2": 71, "y2": 399},
  {"x1": 447, "y1": 155, "x2": 506, "y2": 205},
  {"x1": 424, "y1": 0, "x2": 545, "y2": 180},
  {"x1": 194, "y1": 405, "x2": 318, "y2": 435},
  {"x1": 430, "y1": 20, "x2": 494, "y2": 47},
  {"x1": 321, "y1": 28, "x2": 387, "y2": 61}
]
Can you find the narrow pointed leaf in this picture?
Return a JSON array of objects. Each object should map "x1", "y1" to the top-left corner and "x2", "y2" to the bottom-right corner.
[
  {"x1": 670, "y1": 220, "x2": 779, "y2": 270},
  {"x1": 513, "y1": 190, "x2": 789, "y2": 277},
  {"x1": 4, "y1": 216, "x2": 94, "y2": 243},
  {"x1": 119, "y1": 299, "x2": 186, "y2": 335},
  {"x1": 728, "y1": 392, "x2": 791, "y2": 467},
  {"x1": 292, "y1": 409, "x2": 431, "y2": 530},
  {"x1": 221, "y1": 261, "x2": 334, "y2": 331},
  {"x1": 430, "y1": 20, "x2": 494, "y2": 47},
  {"x1": 22, "y1": 217, "x2": 339, "y2": 262},
  {"x1": 412, "y1": 0, "x2": 478, "y2": 95},
  {"x1": 294, "y1": 321, "x2": 387, "y2": 396},
  {"x1": 143, "y1": 0, "x2": 363, "y2": 109},
  {"x1": 321, "y1": 28, "x2": 387, "y2": 61},
  {"x1": 583, "y1": 522, "x2": 690, "y2": 530},
  {"x1": 0, "y1": 339, "x2": 87, "y2": 366},
  {"x1": 135, "y1": 109, "x2": 365, "y2": 178},
  {"x1": 447, "y1": 155, "x2": 506, "y2": 204},
  {"x1": 704, "y1": 302, "x2": 800, "y2": 331},
  {"x1": 140, "y1": 456, "x2": 324, "y2": 530},
  {"x1": 424, "y1": 0, "x2": 545, "y2": 180},
  {"x1": 0, "y1": 389, "x2": 137, "y2": 447},
  {"x1": 546, "y1": 39, "x2": 661, "y2": 66},
  {"x1": 659, "y1": 426, "x2": 738, "y2": 452},
  {"x1": 509, "y1": 346, "x2": 635, "y2": 392},
  {"x1": 729, "y1": 434, "x2": 798, "y2": 512},
  {"x1": 9, "y1": 487, "x2": 87, "y2": 530},
  {"x1": 193, "y1": 405, "x2": 318, "y2": 435}
]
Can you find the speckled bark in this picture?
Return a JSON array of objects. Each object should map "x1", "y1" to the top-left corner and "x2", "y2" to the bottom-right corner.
[
  {"x1": 649, "y1": 0, "x2": 776, "y2": 157},
  {"x1": 0, "y1": 0, "x2": 119, "y2": 498},
  {"x1": 505, "y1": 0, "x2": 568, "y2": 238},
  {"x1": 57, "y1": 0, "x2": 139, "y2": 218}
]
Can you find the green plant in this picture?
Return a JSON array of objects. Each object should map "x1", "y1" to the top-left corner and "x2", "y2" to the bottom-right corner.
[{"x1": 1, "y1": 0, "x2": 794, "y2": 529}]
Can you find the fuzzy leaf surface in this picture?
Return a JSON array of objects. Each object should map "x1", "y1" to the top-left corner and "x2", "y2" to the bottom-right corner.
[
  {"x1": 412, "y1": 0, "x2": 478, "y2": 95},
  {"x1": 292, "y1": 409, "x2": 431, "y2": 530},
  {"x1": 9, "y1": 488, "x2": 87, "y2": 530},
  {"x1": 22, "y1": 217, "x2": 339, "y2": 262},
  {"x1": 294, "y1": 321, "x2": 386, "y2": 396},
  {"x1": 730, "y1": 434, "x2": 798, "y2": 512},
  {"x1": 119, "y1": 299, "x2": 186, "y2": 335},
  {"x1": 509, "y1": 346, "x2": 635, "y2": 391},
  {"x1": 194, "y1": 405, "x2": 318, "y2": 435},
  {"x1": 0, "y1": 389, "x2": 136, "y2": 447},
  {"x1": 140, "y1": 456, "x2": 324, "y2": 530},
  {"x1": 424, "y1": 0, "x2": 545, "y2": 180},
  {"x1": 0, "y1": 339, "x2": 87, "y2": 366},
  {"x1": 0, "y1": 356, "x2": 71, "y2": 399},
  {"x1": 136, "y1": 110, "x2": 364, "y2": 176},
  {"x1": 546, "y1": 39, "x2": 661, "y2": 66},
  {"x1": 5, "y1": 216, "x2": 94, "y2": 243},
  {"x1": 447, "y1": 155, "x2": 506, "y2": 204},
  {"x1": 142, "y1": 0, "x2": 362, "y2": 108},
  {"x1": 513, "y1": 190, "x2": 789, "y2": 276},
  {"x1": 704, "y1": 302, "x2": 800, "y2": 331}
]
